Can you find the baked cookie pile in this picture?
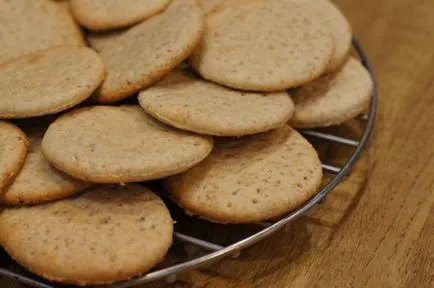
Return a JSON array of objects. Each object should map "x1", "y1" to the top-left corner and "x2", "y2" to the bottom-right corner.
[{"x1": 0, "y1": 0, "x2": 373, "y2": 285}]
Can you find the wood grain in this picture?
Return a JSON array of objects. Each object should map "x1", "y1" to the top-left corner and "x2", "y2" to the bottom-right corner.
[{"x1": 2, "y1": 0, "x2": 433, "y2": 287}]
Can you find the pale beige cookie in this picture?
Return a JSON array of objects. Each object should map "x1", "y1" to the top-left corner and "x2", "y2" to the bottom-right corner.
[
  {"x1": 71, "y1": 0, "x2": 172, "y2": 31},
  {"x1": 1, "y1": 127, "x2": 90, "y2": 206},
  {"x1": 289, "y1": 57, "x2": 373, "y2": 128},
  {"x1": 93, "y1": 0, "x2": 204, "y2": 103},
  {"x1": 165, "y1": 126, "x2": 323, "y2": 223},
  {"x1": 0, "y1": 184, "x2": 173, "y2": 285},
  {"x1": 315, "y1": 0, "x2": 352, "y2": 72},
  {"x1": 138, "y1": 69, "x2": 294, "y2": 136},
  {"x1": 189, "y1": 0, "x2": 333, "y2": 92},
  {"x1": 0, "y1": 46, "x2": 105, "y2": 119},
  {"x1": 87, "y1": 30, "x2": 125, "y2": 52},
  {"x1": 0, "y1": 122, "x2": 29, "y2": 193},
  {"x1": 41, "y1": 105, "x2": 213, "y2": 183},
  {"x1": 198, "y1": 0, "x2": 224, "y2": 15},
  {"x1": 0, "y1": 0, "x2": 85, "y2": 64}
]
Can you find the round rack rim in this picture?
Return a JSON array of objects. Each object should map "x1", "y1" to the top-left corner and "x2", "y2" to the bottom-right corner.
[{"x1": 0, "y1": 37, "x2": 378, "y2": 288}]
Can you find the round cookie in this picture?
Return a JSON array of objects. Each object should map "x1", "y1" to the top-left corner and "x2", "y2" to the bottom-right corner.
[
  {"x1": 0, "y1": 122, "x2": 29, "y2": 193},
  {"x1": 0, "y1": 184, "x2": 173, "y2": 285},
  {"x1": 0, "y1": 0, "x2": 85, "y2": 64},
  {"x1": 87, "y1": 30, "x2": 125, "y2": 53},
  {"x1": 71, "y1": 0, "x2": 172, "y2": 31},
  {"x1": 189, "y1": 0, "x2": 333, "y2": 92},
  {"x1": 315, "y1": 0, "x2": 352, "y2": 72},
  {"x1": 289, "y1": 57, "x2": 373, "y2": 128},
  {"x1": 138, "y1": 69, "x2": 294, "y2": 136},
  {"x1": 164, "y1": 126, "x2": 323, "y2": 224},
  {"x1": 0, "y1": 127, "x2": 90, "y2": 206},
  {"x1": 41, "y1": 105, "x2": 213, "y2": 183},
  {"x1": 0, "y1": 46, "x2": 105, "y2": 119},
  {"x1": 93, "y1": 0, "x2": 204, "y2": 103},
  {"x1": 198, "y1": 0, "x2": 225, "y2": 15}
]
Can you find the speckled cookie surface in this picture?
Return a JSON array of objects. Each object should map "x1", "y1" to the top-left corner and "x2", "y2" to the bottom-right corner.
[
  {"x1": 0, "y1": 122, "x2": 29, "y2": 193},
  {"x1": 189, "y1": 0, "x2": 333, "y2": 91},
  {"x1": 0, "y1": 127, "x2": 90, "y2": 206},
  {"x1": 165, "y1": 126, "x2": 323, "y2": 223},
  {"x1": 198, "y1": 0, "x2": 224, "y2": 15},
  {"x1": 138, "y1": 69, "x2": 294, "y2": 136},
  {"x1": 41, "y1": 105, "x2": 213, "y2": 183},
  {"x1": 315, "y1": 0, "x2": 352, "y2": 72},
  {"x1": 289, "y1": 57, "x2": 373, "y2": 128},
  {"x1": 87, "y1": 30, "x2": 125, "y2": 52},
  {"x1": 93, "y1": 0, "x2": 204, "y2": 103},
  {"x1": 0, "y1": 0, "x2": 85, "y2": 64},
  {"x1": 0, "y1": 184, "x2": 173, "y2": 285},
  {"x1": 71, "y1": 0, "x2": 171, "y2": 31},
  {"x1": 0, "y1": 46, "x2": 105, "y2": 119}
]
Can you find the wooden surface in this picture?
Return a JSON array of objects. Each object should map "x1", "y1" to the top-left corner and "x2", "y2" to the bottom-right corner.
[{"x1": 2, "y1": 0, "x2": 433, "y2": 287}]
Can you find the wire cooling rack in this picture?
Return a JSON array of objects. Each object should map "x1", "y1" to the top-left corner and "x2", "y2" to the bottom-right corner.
[{"x1": 0, "y1": 37, "x2": 377, "y2": 288}]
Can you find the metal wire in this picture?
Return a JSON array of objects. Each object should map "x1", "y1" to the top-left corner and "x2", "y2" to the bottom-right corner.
[{"x1": 0, "y1": 37, "x2": 377, "y2": 288}]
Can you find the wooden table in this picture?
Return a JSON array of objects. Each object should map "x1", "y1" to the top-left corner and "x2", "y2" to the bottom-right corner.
[{"x1": 3, "y1": 0, "x2": 433, "y2": 287}]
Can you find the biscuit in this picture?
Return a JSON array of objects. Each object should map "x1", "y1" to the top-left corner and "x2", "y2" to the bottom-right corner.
[
  {"x1": 1, "y1": 126, "x2": 90, "y2": 206},
  {"x1": 87, "y1": 30, "x2": 125, "y2": 53},
  {"x1": 0, "y1": 184, "x2": 173, "y2": 285},
  {"x1": 189, "y1": 0, "x2": 333, "y2": 91},
  {"x1": 165, "y1": 126, "x2": 323, "y2": 223},
  {"x1": 0, "y1": 122, "x2": 29, "y2": 193},
  {"x1": 93, "y1": 0, "x2": 204, "y2": 103},
  {"x1": 71, "y1": 0, "x2": 172, "y2": 31},
  {"x1": 41, "y1": 105, "x2": 213, "y2": 183},
  {"x1": 197, "y1": 0, "x2": 225, "y2": 15},
  {"x1": 315, "y1": 0, "x2": 352, "y2": 72},
  {"x1": 0, "y1": 0, "x2": 85, "y2": 64},
  {"x1": 289, "y1": 57, "x2": 373, "y2": 128},
  {"x1": 138, "y1": 69, "x2": 294, "y2": 136},
  {"x1": 0, "y1": 46, "x2": 105, "y2": 119}
]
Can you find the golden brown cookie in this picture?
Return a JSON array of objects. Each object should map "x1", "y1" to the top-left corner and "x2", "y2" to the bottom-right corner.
[
  {"x1": 0, "y1": 0, "x2": 85, "y2": 64},
  {"x1": 0, "y1": 121, "x2": 29, "y2": 193},
  {"x1": 0, "y1": 46, "x2": 105, "y2": 119},
  {"x1": 1, "y1": 125, "x2": 90, "y2": 206},
  {"x1": 41, "y1": 105, "x2": 213, "y2": 183},
  {"x1": 93, "y1": 0, "x2": 204, "y2": 103},
  {"x1": 138, "y1": 69, "x2": 294, "y2": 136},
  {"x1": 197, "y1": 0, "x2": 224, "y2": 15},
  {"x1": 165, "y1": 126, "x2": 323, "y2": 223},
  {"x1": 71, "y1": 0, "x2": 172, "y2": 31},
  {"x1": 0, "y1": 184, "x2": 173, "y2": 285},
  {"x1": 315, "y1": 0, "x2": 352, "y2": 72},
  {"x1": 189, "y1": 0, "x2": 333, "y2": 91},
  {"x1": 87, "y1": 30, "x2": 125, "y2": 53},
  {"x1": 289, "y1": 57, "x2": 373, "y2": 128}
]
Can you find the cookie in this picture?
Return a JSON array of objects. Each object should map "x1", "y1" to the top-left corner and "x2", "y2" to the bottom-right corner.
[
  {"x1": 138, "y1": 69, "x2": 294, "y2": 136},
  {"x1": 93, "y1": 0, "x2": 204, "y2": 103},
  {"x1": 71, "y1": 0, "x2": 172, "y2": 31},
  {"x1": 198, "y1": 0, "x2": 224, "y2": 15},
  {"x1": 41, "y1": 105, "x2": 213, "y2": 183},
  {"x1": 0, "y1": 126, "x2": 90, "y2": 206},
  {"x1": 165, "y1": 126, "x2": 323, "y2": 223},
  {"x1": 0, "y1": 0, "x2": 85, "y2": 64},
  {"x1": 0, "y1": 46, "x2": 105, "y2": 119},
  {"x1": 189, "y1": 0, "x2": 333, "y2": 92},
  {"x1": 289, "y1": 57, "x2": 373, "y2": 128},
  {"x1": 315, "y1": 0, "x2": 352, "y2": 72},
  {"x1": 0, "y1": 184, "x2": 173, "y2": 285},
  {"x1": 0, "y1": 122, "x2": 29, "y2": 193},
  {"x1": 87, "y1": 30, "x2": 125, "y2": 52}
]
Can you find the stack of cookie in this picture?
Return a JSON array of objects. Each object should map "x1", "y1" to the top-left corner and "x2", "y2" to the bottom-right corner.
[{"x1": 0, "y1": 0, "x2": 373, "y2": 285}]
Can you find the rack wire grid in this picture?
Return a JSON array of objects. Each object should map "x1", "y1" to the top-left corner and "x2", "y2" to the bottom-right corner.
[{"x1": 0, "y1": 37, "x2": 377, "y2": 288}]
